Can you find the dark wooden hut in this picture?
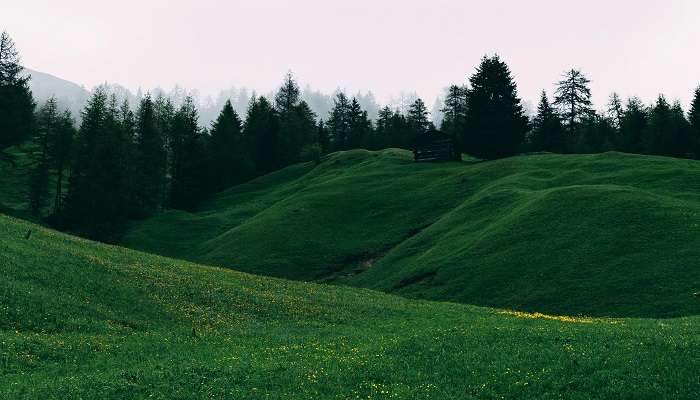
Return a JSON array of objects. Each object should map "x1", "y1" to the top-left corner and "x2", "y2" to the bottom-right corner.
[{"x1": 413, "y1": 130, "x2": 458, "y2": 162}]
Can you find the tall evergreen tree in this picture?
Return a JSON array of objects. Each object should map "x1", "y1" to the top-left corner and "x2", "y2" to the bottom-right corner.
[
  {"x1": 440, "y1": 85, "x2": 468, "y2": 148},
  {"x1": 373, "y1": 106, "x2": 394, "y2": 150},
  {"x1": 0, "y1": 31, "x2": 35, "y2": 157},
  {"x1": 553, "y1": 69, "x2": 594, "y2": 143},
  {"x1": 529, "y1": 91, "x2": 566, "y2": 153},
  {"x1": 274, "y1": 73, "x2": 316, "y2": 165},
  {"x1": 644, "y1": 95, "x2": 673, "y2": 155},
  {"x1": 51, "y1": 110, "x2": 75, "y2": 214},
  {"x1": 463, "y1": 55, "x2": 528, "y2": 159},
  {"x1": 620, "y1": 97, "x2": 648, "y2": 153},
  {"x1": 327, "y1": 92, "x2": 352, "y2": 150},
  {"x1": 407, "y1": 98, "x2": 430, "y2": 136},
  {"x1": 689, "y1": 87, "x2": 700, "y2": 157},
  {"x1": 169, "y1": 96, "x2": 208, "y2": 210},
  {"x1": 244, "y1": 95, "x2": 279, "y2": 174},
  {"x1": 208, "y1": 99, "x2": 253, "y2": 191},
  {"x1": 133, "y1": 94, "x2": 167, "y2": 216},
  {"x1": 64, "y1": 91, "x2": 133, "y2": 241},
  {"x1": 28, "y1": 99, "x2": 58, "y2": 214},
  {"x1": 347, "y1": 97, "x2": 371, "y2": 149}
]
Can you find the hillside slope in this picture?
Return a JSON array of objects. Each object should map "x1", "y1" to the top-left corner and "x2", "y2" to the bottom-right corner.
[
  {"x1": 2, "y1": 214, "x2": 700, "y2": 399},
  {"x1": 124, "y1": 150, "x2": 700, "y2": 318}
]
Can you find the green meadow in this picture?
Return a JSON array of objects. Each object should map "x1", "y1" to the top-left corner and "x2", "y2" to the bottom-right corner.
[
  {"x1": 1, "y1": 213, "x2": 699, "y2": 399},
  {"x1": 125, "y1": 149, "x2": 700, "y2": 318}
]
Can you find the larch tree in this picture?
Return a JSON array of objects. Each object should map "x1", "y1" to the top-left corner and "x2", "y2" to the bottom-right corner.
[{"x1": 553, "y1": 69, "x2": 594, "y2": 141}]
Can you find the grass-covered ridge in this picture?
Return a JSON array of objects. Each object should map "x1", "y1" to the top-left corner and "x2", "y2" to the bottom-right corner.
[
  {"x1": 124, "y1": 150, "x2": 700, "y2": 318},
  {"x1": 2, "y1": 214, "x2": 699, "y2": 399}
]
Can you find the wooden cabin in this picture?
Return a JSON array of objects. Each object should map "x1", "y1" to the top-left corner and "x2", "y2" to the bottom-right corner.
[{"x1": 413, "y1": 130, "x2": 458, "y2": 162}]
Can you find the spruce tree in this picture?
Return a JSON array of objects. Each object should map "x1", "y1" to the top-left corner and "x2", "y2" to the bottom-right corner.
[
  {"x1": 169, "y1": 96, "x2": 209, "y2": 210},
  {"x1": 28, "y1": 99, "x2": 58, "y2": 214},
  {"x1": 347, "y1": 97, "x2": 371, "y2": 149},
  {"x1": 440, "y1": 85, "x2": 468, "y2": 149},
  {"x1": 51, "y1": 110, "x2": 75, "y2": 214},
  {"x1": 689, "y1": 87, "x2": 700, "y2": 157},
  {"x1": 327, "y1": 92, "x2": 352, "y2": 150},
  {"x1": 407, "y1": 98, "x2": 430, "y2": 137},
  {"x1": 463, "y1": 55, "x2": 528, "y2": 159},
  {"x1": 644, "y1": 96, "x2": 672, "y2": 155},
  {"x1": 553, "y1": 69, "x2": 594, "y2": 142},
  {"x1": 373, "y1": 106, "x2": 394, "y2": 150},
  {"x1": 64, "y1": 91, "x2": 133, "y2": 241},
  {"x1": 620, "y1": 97, "x2": 648, "y2": 153},
  {"x1": 274, "y1": 73, "x2": 315, "y2": 165},
  {"x1": 244, "y1": 95, "x2": 279, "y2": 174},
  {"x1": 133, "y1": 94, "x2": 167, "y2": 216},
  {"x1": 530, "y1": 91, "x2": 566, "y2": 153},
  {"x1": 209, "y1": 99, "x2": 253, "y2": 191},
  {"x1": 0, "y1": 31, "x2": 35, "y2": 156}
]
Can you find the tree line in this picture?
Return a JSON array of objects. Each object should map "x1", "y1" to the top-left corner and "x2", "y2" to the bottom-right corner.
[{"x1": 2, "y1": 30, "x2": 700, "y2": 241}]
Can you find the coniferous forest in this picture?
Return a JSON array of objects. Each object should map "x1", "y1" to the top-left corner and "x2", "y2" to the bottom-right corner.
[{"x1": 2, "y1": 30, "x2": 700, "y2": 241}]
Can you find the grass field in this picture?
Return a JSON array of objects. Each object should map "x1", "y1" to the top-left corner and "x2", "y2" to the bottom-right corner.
[
  {"x1": 124, "y1": 149, "x2": 700, "y2": 318},
  {"x1": 2, "y1": 213, "x2": 699, "y2": 399}
]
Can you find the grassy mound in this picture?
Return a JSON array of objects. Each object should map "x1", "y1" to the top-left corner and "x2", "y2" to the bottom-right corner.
[
  {"x1": 2, "y1": 214, "x2": 699, "y2": 399},
  {"x1": 124, "y1": 150, "x2": 700, "y2": 318}
]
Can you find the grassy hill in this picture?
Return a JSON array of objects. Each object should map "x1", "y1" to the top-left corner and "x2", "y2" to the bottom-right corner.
[
  {"x1": 2, "y1": 213, "x2": 699, "y2": 399},
  {"x1": 124, "y1": 150, "x2": 700, "y2": 318}
]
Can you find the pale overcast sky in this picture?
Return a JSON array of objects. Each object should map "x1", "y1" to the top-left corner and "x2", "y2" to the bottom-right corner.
[{"x1": 3, "y1": 0, "x2": 700, "y2": 109}]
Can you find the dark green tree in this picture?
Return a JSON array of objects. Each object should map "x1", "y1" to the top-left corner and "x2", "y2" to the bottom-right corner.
[
  {"x1": 0, "y1": 31, "x2": 35, "y2": 158},
  {"x1": 407, "y1": 98, "x2": 430, "y2": 136},
  {"x1": 51, "y1": 110, "x2": 75, "y2": 214},
  {"x1": 316, "y1": 119, "x2": 330, "y2": 153},
  {"x1": 440, "y1": 85, "x2": 468, "y2": 149},
  {"x1": 620, "y1": 97, "x2": 648, "y2": 153},
  {"x1": 274, "y1": 73, "x2": 316, "y2": 165},
  {"x1": 64, "y1": 91, "x2": 133, "y2": 241},
  {"x1": 529, "y1": 91, "x2": 566, "y2": 153},
  {"x1": 327, "y1": 92, "x2": 352, "y2": 150},
  {"x1": 168, "y1": 96, "x2": 209, "y2": 210},
  {"x1": 644, "y1": 96, "x2": 673, "y2": 155},
  {"x1": 689, "y1": 87, "x2": 700, "y2": 157},
  {"x1": 244, "y1": 95, "x2": 279, "y2": 174},
  {"x1": 553, "y1": 69, "x2": 594, "y2": 143},
  {"x1": 28, "y1": 99, "x2": 58, "y2": 214},
  {"x1": 463, "y1": 55, "x2": 528, "y2": 159},
  {"x1": 133, "y1": 95, "x2": 167, "y2": 216},
  {"x1": 208, "y1": 99, "x2": 253, "y2": 191},
  {"x1": 347, "y1": 97, "x2": 371, "y2": 149}
]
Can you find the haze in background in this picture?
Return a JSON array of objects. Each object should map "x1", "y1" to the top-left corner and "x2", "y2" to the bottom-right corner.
[{"x1": 4, "y1": 0, "x2": 700, "y2": 115}]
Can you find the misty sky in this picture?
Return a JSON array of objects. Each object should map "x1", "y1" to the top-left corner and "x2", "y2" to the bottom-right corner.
[{"x1": 4, "y1": 0, "x2": 700, "y2": 110}]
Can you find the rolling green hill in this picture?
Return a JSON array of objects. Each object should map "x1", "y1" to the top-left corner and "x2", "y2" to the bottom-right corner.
[
  {"x1": 2, "y1": 213, "x2": 699, "y2": 399},
  {"x1": 124, "y1": 150, "x2": 700, "y2": 318}
]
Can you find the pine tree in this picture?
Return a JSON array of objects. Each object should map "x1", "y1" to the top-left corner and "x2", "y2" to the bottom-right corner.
[
  {"x1": 0, "y1": 31, "x2": 35, "y2": 157},
  {"x1": 644, "y1": 96, "x2": 672, "y2": 155},
  {"x1": 28, "y1": 99, "x2": 58, "y2": 214},
  {"x1": 373, "y1": 106, "x2": 394, "y2": 150},
  {"x1": 689, "y1": 87, "x2": 700, "y2": 157},
  {"x1": 347, "y1": 97, "x2": 371, "y2": 149},
  {"x1": 529, "y1": 91, "x2": 566, "y2": 153},
  {"x1": 208, "y1": 99, "x2": 253, "y2": 191},
  {"x1": 169, "y1": 96, "x2": 209, "y2": 210},
  {"x1": 463, "y1": 55, "x2": 528, "y2": 159},
  {"x1": 244, "y1": 95, "x2": 279, "y2": 174},
  {"x1": 553, "y1": 69, "x2": 594, "y2": 141},
  {"x1": 620, "y1": 97, "x2": 648, "y2": 153},
  {"x1": 274, "y1": 73, "x2": 316, "y2": 165},
  {"x1": 316, "y1": 120, "x2": 330, "y2": 154},
  {"x1": 133, "y1": 94, "x2": 167, "y2": 216},
  {"x1": 669, "y1": 101, "x2": 691, "y2": 158},
  {"x1": 407, "y1": 98, "x2": 430, "y2": 136},
  {"x1": 327, "y1": 92, "x2": 352, "y2": 150},
  {"x1": 440, "y1": 85, "x2": 468, "y2": 149},
  {"x1": 50, "y1": 110, "x2": 75, "y2": 215},
  {"x1": 64, "y1": 91, "x2": 133, "y2": 241}
]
